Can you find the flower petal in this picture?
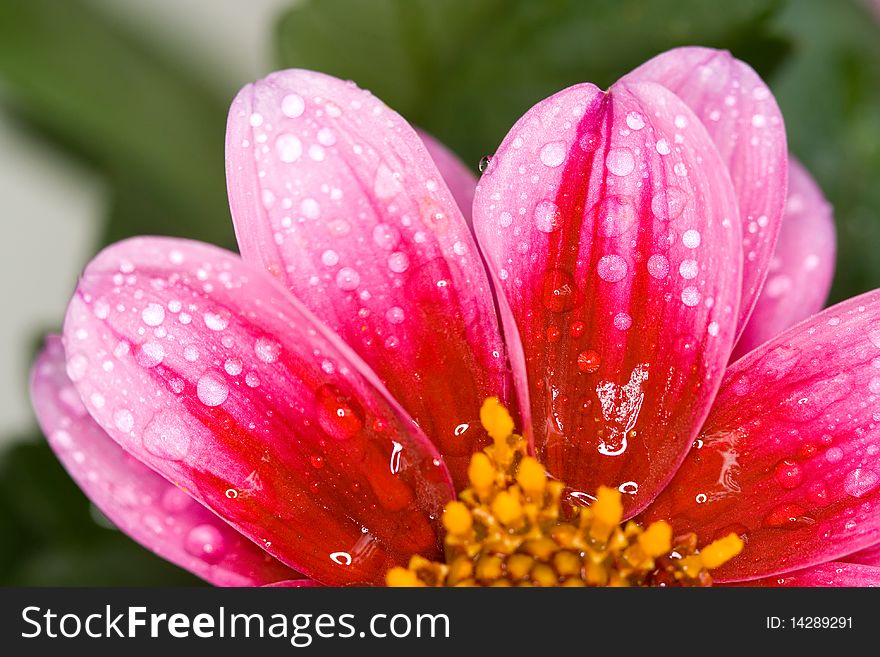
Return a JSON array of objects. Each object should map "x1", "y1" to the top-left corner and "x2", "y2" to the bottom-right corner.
[
  {"x1": 31, "y1": 336, "x2": 298, "y2": 587},
  {"x1": 627, "y1": 47, "x2": 788, "y2": 336},
  {"x1": 264, "y1": 579, "x2": 322, "y2": 587},
  {"x1": 733, "y1": 158, "x2": 836, "y2": 359},
  {"x1": 739, "y1": 562, "x2": 880, "y2": 587},
  {"x1": 472, "y1": 80, "x2": 742, "y2": 515},
  {"x1": 417, "y1": 129, "x2": 477, "y2": 224},
  {"x1": 642, "y1": 290, "x2": 880, "y2": 581},
  {"x1": 225, "y1": 71, "x2": 508, "y2": 487},
  {"x1": 62, "y1": 237, "x2": 454, "y2": 586},
  {"x1": 846, "y1": 542, "x2": 880, "y2": 567}
]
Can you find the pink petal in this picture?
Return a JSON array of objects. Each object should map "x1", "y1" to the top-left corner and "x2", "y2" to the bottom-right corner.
[
  {"x1": 417, "y1": 129, "x2": 477, "y2": 224},
  {"x1": 225, "y1": 71, "x2": 508, "y2": 487},
  {"x1": 642, "y1": 290, "x2": 880, "y2": 582},
  {"x1": 733, "y1": 158, "x2": 836, "y2": 358},
  {"x1": 472, "y1": 80, "x2": 742, "y2": 516},
  {"x1": 627, "y1": 47, "x2": 788, "y2": 337},
  {"x1": 846, "y1": 542, "x2": 880, "y2": 567},
  {"x1": 739, "y1": 562, "x2": 880, "y2": 587},
  {"x1": 62, "y1": 237, "x2": 454, "y2": 586},
  {"x1": 31, "y1": 336, "x2": 299, "y2": 587},
  {"x1": 264, "y1": 579, "x2": 322, "y2": 587}
]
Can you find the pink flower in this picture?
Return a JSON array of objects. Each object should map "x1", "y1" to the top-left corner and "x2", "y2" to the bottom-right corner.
[{"x1": 30, "y1": 47, "x2": 880, "y2": 587}]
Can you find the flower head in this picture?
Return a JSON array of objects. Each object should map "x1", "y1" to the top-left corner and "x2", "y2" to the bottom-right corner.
[{"x1": 30, "y1": 47, "x2": 880, "y2": 587}]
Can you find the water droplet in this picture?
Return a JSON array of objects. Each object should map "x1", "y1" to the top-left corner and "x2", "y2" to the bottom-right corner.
[
  {"x1": 254, "y1": 337, "x2": 281, "y2": 363},
  {"x1": 330, "y1": 551, "x2": 352, "y2": 566},
  {"x1": 681, "y1": 286, "x2": 701, "y2": 307},
  {"x1": 387, "y1": 251, "x2": 410, "y2": 273},
  {"x1": 534, "y1": 200, "x2": 562, "y2": 233},
  {"x1": 478, "y1": 155, "x2": 492, "y2": 172},
  {"x1": 577, "y1": 350, "x2": 600, "y2": 373},
  {"x1": 141, "y1": 303, "x2": 165, "y2": 327},
  {"x1": 204, "y1": 312, "x2": 229, "y2": 331},
  {"x1": 144, "y1": 412, "x2": 190, "y2": 460},
  {"x1": 774, "y1": 459, "x2": 803, "y2": 490},
  {"x1": 197, "y1": 371, "x2": 229, "y2": 407},
  {"x1": 454, "y1": 423, "x2": 469, "y2": 436},
  {"x1": 245, "y1": 372, "x2": 260, "y2": 388},
  {"x1": 316, "y1": 384, "x2": 365, "y2": 440},
  {"x1": 647, "y1": 254, "x2": 669, "y2": 279},
  {"x1": 570, "y1": 321, "x2": 585, "y2": 338},
  {"x1": 651, "y1": 187, "x2": 688, "y2": 221},
  {"x1": 825, "y1": 446, "x2": 843, "y2": 463},
  {"x1": 281, "y1": 93, "x2": 305, "y2": 118},
  {"x1": 542, "y1": 269, "x2": 578, "y2": 313},
  {"x1": 844, "y1": 468, "x2": 879, "y2": 498},
  {"x1": 336, "y1": 267, "x2": 361, "y2": 290},
  {"x1": 374, "y1": 163, "x2": 403, "y2": 199},
  {"x1": 605, "y1": 148, "x2": 635, "y2": 176},
  {"x1": 613, "y1": 313, "x2": 632, "y2": 331},
  {"x1": 655, "y1": 138, "x2": 671, "y2": 155},
  {"x1": 578, "y1": 132, "x2": 599, "y2": 152},
  {"x1": 275, "y1": 133, "x2": 303, "y2": 162},
  {"x1": 539, "y1": 141, "x2": 567, "y2": 167},
  {"x1": 679, "y1": 259, "x2": 699, "y2": 279},
  {"x1": 499, "y1": 211, "x2": 513, "y2": 228},
  {"x1": 317, "y1": 127, "x2": 336, "y2": 146},
  {"x1": 595, "y1": 195, "x2": 636, "y2": 237},
  {"x1": 807, "y1": 482, "x2": 829, "y2": 507},
  {"x1": 225, "y1": 488, "x2": 238, "y2": 499},
  {"x1": 113, "y1": 409, "x2": 134, "y2": 433},
  {"x1": 751, "y1": 114, "x2": 766, "y2": 128},
  {"x1": 386, "y1": 306, "x2": 405, "y2": 324},
  {"x1": 185, "y1": 525, "x2": 226, "y2": 564},
  {"x1": 682, "y1": 229, "x2": 701, "y2": 248},
  {"x1": 618, "y1": 481, "x2": 639, "y2": 494},
  {"x1": 137, "y1": 342, "x2": 165, "y2": 368},
  {"x1": 625, "y1": 112, "x2": 645, "y2": 130},
  {"x1": 597, "y1": 254, "x2": 627, "y2": 283},
  {"x1": 763, "y1": 503, "x2": 811, "y2": 528},
  {"x1": 321, "y1": 250, "x2": 339, "y2": 267}
]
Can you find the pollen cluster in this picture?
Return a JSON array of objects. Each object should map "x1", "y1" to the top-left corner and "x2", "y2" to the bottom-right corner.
[{"x1": 387, "y1": 398, "x2": 743, "y2": 587}]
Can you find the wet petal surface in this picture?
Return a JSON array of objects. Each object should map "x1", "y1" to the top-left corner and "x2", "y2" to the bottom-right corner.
[
  {"x1": 739, "y1": 562, "x2": 880, "y2": 587},
  {"x1": 473, "y1": 80, "x2": 742, "y2": 515},
  {"x1": 734, "y1": 158, "x2": 836, "y2": 358},
  {"x1": 62, "y1": 237, "x2": 453, "y2": 586},
  {"x1": 226, "y1": 71, "x2": 508, "y2": 486},
  {"x1": 31, "y1": 337, "x2": 299, "y2": 586},
  {"x1": 627, "y1": 47, "x2": 788, "y2": 336},
  {"x1": 643, "y1": 291, "x2": 880, "y2": 581}
]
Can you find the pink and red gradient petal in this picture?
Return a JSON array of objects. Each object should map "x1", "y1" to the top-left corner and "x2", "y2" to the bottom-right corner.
[
  {"x1": 225, "y1": 71, "x2": 509, "y2": 487},
  {"x1": 473, "y1": 80, "x2": 742, "y2": 516},
  {"x1": 643, "y1": 291, "x2": 880, "y2": 581},
  {"x1": 62, "y1": 237, "x2": 453, "y2": 586},
  {"x1": 734, "y1": 158, "x2": 836, "y2": 358},
  {"x1": 740, "y1": 562, "x2": 880, "y2": 587},
  {"x1": 627, "y1": 47, "x2": 788, "y2": 337},
  {"x1": 31, "y1": 336, "x2": 299, "y2": 587}
]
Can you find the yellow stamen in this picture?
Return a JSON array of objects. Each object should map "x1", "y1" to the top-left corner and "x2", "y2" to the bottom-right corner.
[
  {"x1": 480, "y1": 397, "x2": 514, "y2": 447},
  {"x1": 700, "y1": 533, "x2": 745, "y2": 569},
  {"x1": 638, "y1": 521, "x2": 673, "y2": 558},
  {"x1": 387, "y1": 399, "x2": 744, "y2": 587},
  {"x1": 442, "y1": 501, "x2": 473, "y2": 536}
]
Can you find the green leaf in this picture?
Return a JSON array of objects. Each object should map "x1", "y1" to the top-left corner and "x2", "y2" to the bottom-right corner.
[
  {"x1": 0, "y1": 0, "x2": 234, "y2": 248},
  {"x1": 277, "y1": 0, "x2": 786, "y2": 166}
]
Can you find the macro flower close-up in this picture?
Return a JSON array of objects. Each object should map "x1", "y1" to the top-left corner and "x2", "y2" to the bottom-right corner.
[{"x1": 25, "y1": 38, "x2": 880, "y2": 588}]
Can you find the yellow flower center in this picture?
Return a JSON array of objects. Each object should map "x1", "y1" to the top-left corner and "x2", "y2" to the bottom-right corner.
[{"x1": 387, "y1": 398, "x2": 743, "y2": 587}]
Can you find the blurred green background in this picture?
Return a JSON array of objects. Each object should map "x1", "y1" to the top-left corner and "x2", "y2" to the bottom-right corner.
[{"x1": 0, "y1": 0, "x2": 878, "y2": 585}]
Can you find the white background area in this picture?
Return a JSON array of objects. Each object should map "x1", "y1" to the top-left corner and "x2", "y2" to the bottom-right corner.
[{"x1": 0, "y1": 0, "x2": 291, "y2": 443}]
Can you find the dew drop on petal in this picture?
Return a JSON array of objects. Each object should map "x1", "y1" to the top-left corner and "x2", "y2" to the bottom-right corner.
[
  {"x1": 275, "y1": 133, "x2": 303, "y2": 163},
  {"x1": 679, "y1": 259, "x2": 699, "y2": 279},
  {"x1": 681, "y1": 286, "x2": 701, "y2": 307},
  {"x1": 539, "y1": 141, "x2": 567, "y2": 167},
  {"x1": 534, "y1": 200, "x2": 561, "y2": 233},
  {"x1": 844, "y1": 468, "x2": 879, "y2": 498},
  {"x1": 204, "y1": 312, "x2": 229, "y2": 331},
  {"x1": 184, "y1": 524, "x2": 226, "y2": 564},
  {"x1": 387, "y1": 251, "x2": 410, "y2": 273},
  {"x1": 647, "y1": 254, "x2": 669, "y2": 279},
  {"x1": 597, "y1": 255, "x2": 627, "y2": 283},
  {"x1": 625, "y1": 112, "x2": 645, "y2": 130},
  {"x1": 254, "y1": 337, "x2": 282, "y2": 363},
  {"x1": 316, "y1": 384, "x2": 364, "y2": 440},
  {"x1": 774, "y1": 459, "x2": 803, "y2": 490},
  {"x1": 141, "y1": 303, "x2": 165, "y2": 327},
  {"x1": 605, "y1": 148, "x2": 635, "y2": 176},
  {"x1": 386, "y1": 306, "x2": 405, "y2": 324},
  {"x1": 137, "y1": 342, "x2": 165, "y2": 368},
  {"x1": 682, "y1": 229, "x2": 701, "y2": 249},
  {"x1": 196, "y1": 371, "x2": 229, "y2": 407},
  {"x1": 281, "y1": 93, "x2": 305, "y2": 118},
  {"x1": 113, "y1": 409, "x2": 134, "y2": 433},
  {"x1": 336, "y1": 267, "x2": 361, "y2": 291}
]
